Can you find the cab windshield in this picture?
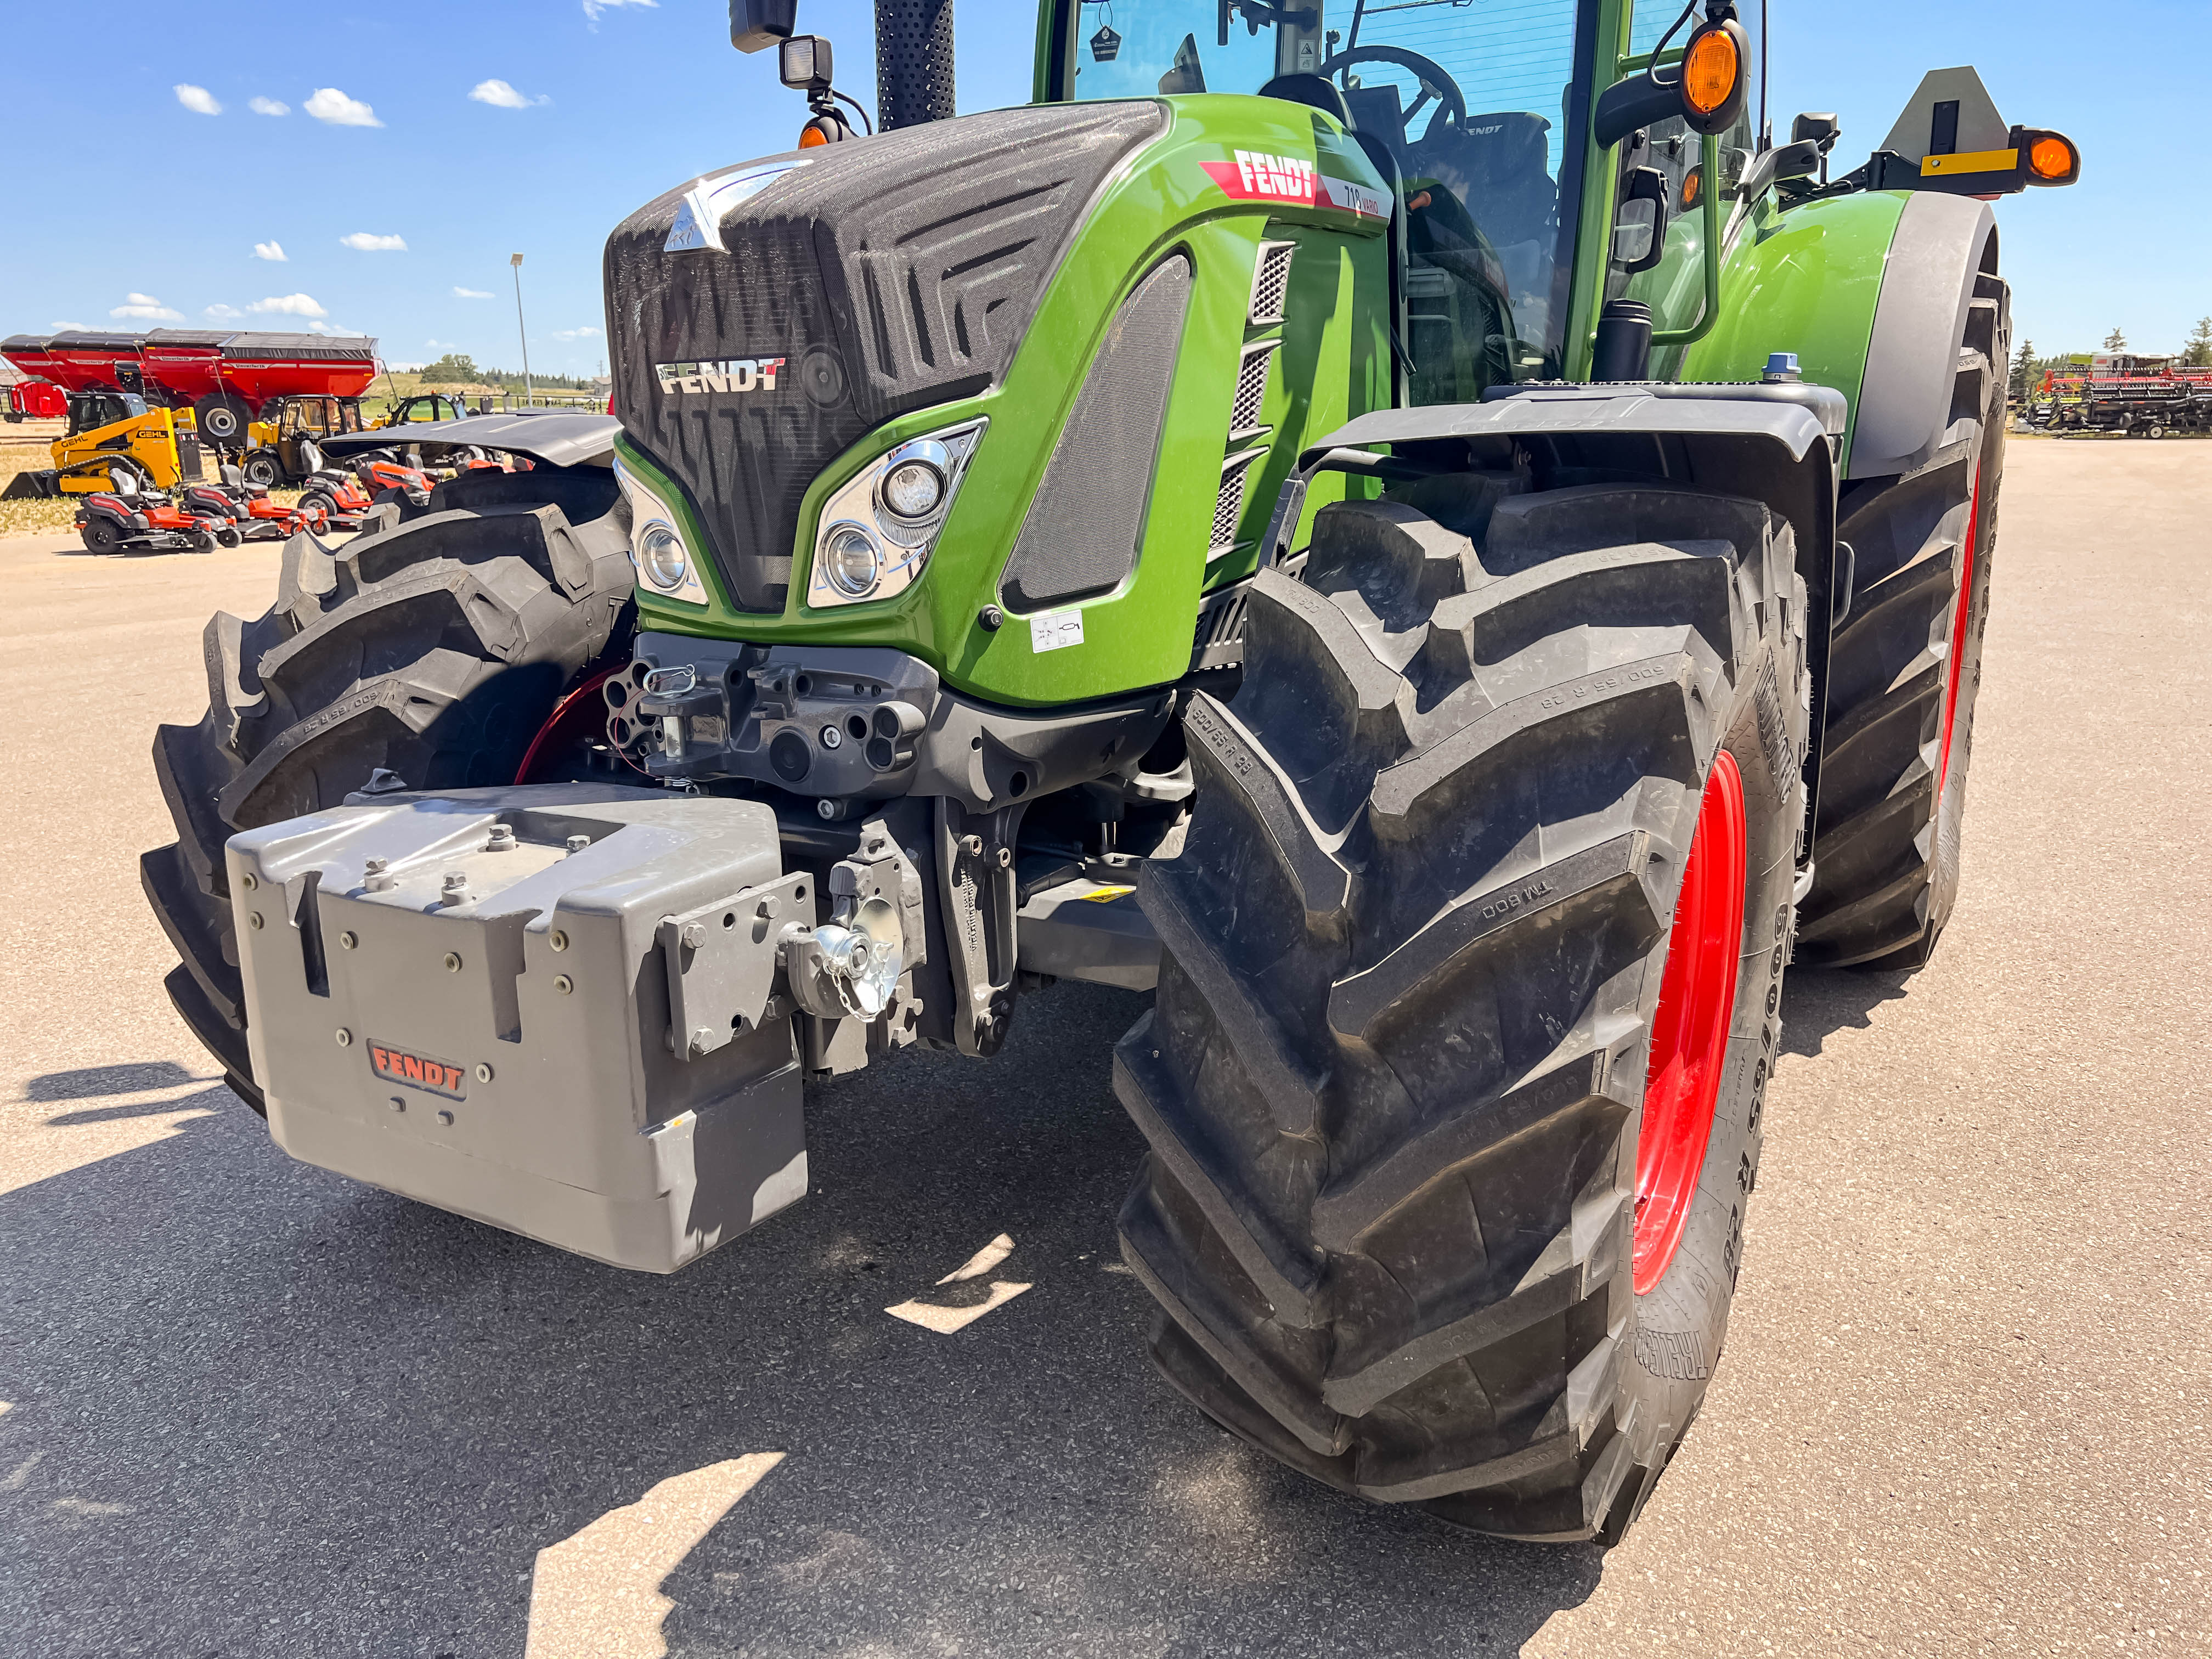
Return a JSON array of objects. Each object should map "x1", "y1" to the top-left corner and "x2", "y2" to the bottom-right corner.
[{"x1": 1069, "y1": 0, "x2": 1592, "y2": 390}]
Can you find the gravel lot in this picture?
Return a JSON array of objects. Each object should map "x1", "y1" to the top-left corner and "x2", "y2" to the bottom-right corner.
[{"x1": 0, "y1": 436, "x2": 2204, "y2": 1657}]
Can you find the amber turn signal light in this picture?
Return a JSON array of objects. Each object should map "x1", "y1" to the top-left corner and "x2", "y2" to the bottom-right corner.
[
  {"x1": 1675, "y1": 18, "x2": 1748, "y2": 135},
  {"x1": 1683, "y1": 28, "x2": 1738, "y2": 117},
  {"x1": 2022, "y1": 129, "x2": 2080, "y2": 186}
]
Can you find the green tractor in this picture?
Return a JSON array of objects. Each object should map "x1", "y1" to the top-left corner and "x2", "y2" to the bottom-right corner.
[{"x1": 143, "y1": 0, "x2": 2075, "y2": 1541}]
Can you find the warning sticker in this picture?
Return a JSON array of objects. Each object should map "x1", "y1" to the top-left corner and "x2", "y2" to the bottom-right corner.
[{"x1": 1030, "y1": 610, "x2": 1085, "y2": 653}]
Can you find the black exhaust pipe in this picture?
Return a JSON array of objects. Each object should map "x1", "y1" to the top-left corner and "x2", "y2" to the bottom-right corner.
[{"x1": 875, "y1": 0, "x2": 955, "y2": 129}]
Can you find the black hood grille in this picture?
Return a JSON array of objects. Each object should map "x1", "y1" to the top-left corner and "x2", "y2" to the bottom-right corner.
[{"x1": 604, "y1": 101, "x2": 1164, "y2": 614}]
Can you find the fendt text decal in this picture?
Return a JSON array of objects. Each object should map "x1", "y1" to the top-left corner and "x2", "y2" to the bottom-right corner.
[
  {"x1": 1201, "y1": 151, "x2": 1390, "y2": 221},
  {"x1": 656, "y1": 357, "x2": 787, "y2": 395},
  {"x1": 368, "y1": 1040, "x2": 469, "y2": 1100}
]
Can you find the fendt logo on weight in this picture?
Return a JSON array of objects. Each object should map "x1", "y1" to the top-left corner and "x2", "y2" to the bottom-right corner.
[
  {"x1": 655, "y1": 357, "x2": 788, "y2": 396},
  {"x1": 367, "y1": 1040, "x2": 468, "y2": 1101}
]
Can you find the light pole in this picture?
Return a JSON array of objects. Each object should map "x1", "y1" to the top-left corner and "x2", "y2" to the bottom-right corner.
[{"x1": 510, "y1": 252, "x2": 534, "y2": 405}]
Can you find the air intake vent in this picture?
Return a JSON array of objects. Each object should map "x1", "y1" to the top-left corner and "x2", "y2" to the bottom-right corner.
[
  {"x1": 999, "y1": 254, "x2": 1195, "y2": 612},
  {"x1": 1189, "y1": 577, "x2": 1252, "y2": 672},
  {"x1": 1228, "y1": 340, "x2": 1279, "y2": 442},
  {"x1": 1248, "y1": 240, "x2": 1297, "y2": 325},
  {"x1": 1209, "y1": 448, "x2": 1267, "y2": 556}
]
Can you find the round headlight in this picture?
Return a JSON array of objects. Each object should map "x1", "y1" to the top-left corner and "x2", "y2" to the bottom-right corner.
[
  {"x1": 638, "y1": 522, "x2": 688, "y2": 590},
  {"x1": 823, "y1": 525, "x2": 883, "y2": 597},
  {"x1": 880, "y1": 458, "x2": 946, "y2": 521}
]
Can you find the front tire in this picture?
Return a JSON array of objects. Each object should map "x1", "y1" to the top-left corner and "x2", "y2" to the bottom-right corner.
[
  {"x1": 1799, "y1": 277, "x2": 2007, "y2": 969},
  {"x1": 140, "y1": 467, "x2": 637, "y2": 1103},
  {"x1": 1116, "y1": 469, "x2": 1810, "y2": 1541}
]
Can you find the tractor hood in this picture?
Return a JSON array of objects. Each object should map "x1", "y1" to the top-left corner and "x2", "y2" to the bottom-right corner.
[{"x1": 601, "y1": 101, "x2": 1165, "y2": 614}]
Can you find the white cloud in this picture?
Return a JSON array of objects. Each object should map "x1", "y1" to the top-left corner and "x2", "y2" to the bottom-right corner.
[
  {"x1": 205, "y1": 304, "x2": 244, "y2": 319},
  {"x1": 304, "y1": 87, "x2": 383, "y2": 127},
  {"x1": 551, "y1": 326, "x2": 603, "y2": 340},
  {"x1": 253, "y1": 240, "x2": 287, "y2": 262},
  {"x1": 340, "y1": 232, "x2": 408, "y2": 252},
  {"x1": 249, "y1": 294, "x2": 330, "y2": 318},
  {"x1": 583, "y1": 0, "x2": 657, "y2": 25},
  {"x1": 174, "y1": 84, "x2": 222, "y2": 116},
  {"x1": 469, "y1": 78, "x2": 543, "y2": 109},
  {"x1": 425, "y1": 339, "x2": 462, "y2": 351},
  {"x1": 386, "y1": 360, "x2": 425, "y2": 373},
  {"x1": 112, "y1": 292, "x2": 184, "y2": 320},
  {"x1": 248, "y1": 95, "x2": 289, "y2": 116},
  {"x1": 50, "y1": 321, "x2": 90, "y2": 332},
  {"x1": 453, "y1": 286, "x2": 496, "y2": 299}
]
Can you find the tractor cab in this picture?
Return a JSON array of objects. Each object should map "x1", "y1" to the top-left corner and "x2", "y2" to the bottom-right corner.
[{"x1": 1054, "y1": 0, "x2": 1611, "y2": 396}]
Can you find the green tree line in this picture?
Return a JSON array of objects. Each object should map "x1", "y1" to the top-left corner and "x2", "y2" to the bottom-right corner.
[{"x1": 412, "y1": 352, "x2": 600, "y2": 391}]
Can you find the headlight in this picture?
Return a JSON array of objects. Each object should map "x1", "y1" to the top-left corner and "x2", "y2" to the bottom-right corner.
[
  {"x1": 638, "y1": 522, "x2": 689, "y2": 589},
  {"x1": 808, "y1": 418, "x2": 985, "y2": 610},
  {"x1": 881, "y1": 458, "x2": 945, "y2": 521},
  {"x1": 612, "y1": 455, "x2": 709, "y2": 607},
  {"x1": 822, "y1": 524, "x2": 883, "y2": 596}
]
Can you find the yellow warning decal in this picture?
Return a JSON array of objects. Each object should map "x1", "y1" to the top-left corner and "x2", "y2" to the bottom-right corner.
[
  {"x1": 1921, "y1": 148, "x2": 2018, "y2": 177},
  {"x1": 1082, "y1": 885, "x2": 1136, "y2": 902}
]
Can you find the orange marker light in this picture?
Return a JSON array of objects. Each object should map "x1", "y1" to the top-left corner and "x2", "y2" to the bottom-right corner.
[
  {"x1": 1681, "y1": 168, "x2": 1702, "y2": 210},
  {"x1": 2030, "y1": 136, "x2": 2073, "y2": 180},
  {"x1": 799, "y1": 125, "x2": 831, "y2": 149},
  {"x1": 1683, "y1": 29, "x2": 1739, "y2": 117}
]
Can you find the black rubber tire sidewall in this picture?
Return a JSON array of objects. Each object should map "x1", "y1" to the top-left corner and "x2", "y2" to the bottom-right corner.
[{"x1": 1626, "y1": 690, "x2": 1797, "y2": 1459}]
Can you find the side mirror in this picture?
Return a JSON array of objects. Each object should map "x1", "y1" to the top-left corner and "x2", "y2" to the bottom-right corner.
[
  {"x1": 1612, "y1": 166, "x2": 1671, "y2": 274},
  {"x1": 1593, "y1": 13, "x2": 1749, "y2": 149},
  {"x1": 1791, "y1": 111, "x2": 1839, "y2": 155},
  {"x1": 730, "y1": 0, "x2": 798, "y2": 54}
]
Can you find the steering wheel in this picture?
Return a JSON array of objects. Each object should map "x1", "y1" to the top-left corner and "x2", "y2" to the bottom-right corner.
[{"x1": 1318, "y1": 45, "x2": 1467, "y2": 149}]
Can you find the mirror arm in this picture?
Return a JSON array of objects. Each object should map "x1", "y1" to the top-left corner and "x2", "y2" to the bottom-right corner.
[{"x1": 1650, "y1": 132, "x2": 1724, "y2": 349}]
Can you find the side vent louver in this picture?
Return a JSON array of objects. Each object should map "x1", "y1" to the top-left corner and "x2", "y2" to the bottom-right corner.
[
  {"x1": 1248, "y1": 240, "x2": 1297, "y2": 326},
  {"x1": 1209, "y1": 449, "x2": 1267, "y2": 557},
  {"x1": 1228, "y1": 340, "x2": 1280, "y2": 443},
  {"x1": 1207, "y1": 236, "x2": 1299, "y2": 564}
]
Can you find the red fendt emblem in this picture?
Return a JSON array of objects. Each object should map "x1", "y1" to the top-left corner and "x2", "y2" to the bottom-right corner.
[{"x1": 367, "y1": 1041, "x2": 468, "y2": 1100}]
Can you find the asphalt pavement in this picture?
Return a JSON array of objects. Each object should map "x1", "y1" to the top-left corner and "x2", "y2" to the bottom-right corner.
[{"x1": 1, "y1": 436, "x2": 2204, "y2": 1657}]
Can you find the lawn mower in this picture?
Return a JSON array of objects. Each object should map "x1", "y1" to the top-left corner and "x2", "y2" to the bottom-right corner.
[{"x1": 76, "y1": 459, "x2": 235, "y2": 554}]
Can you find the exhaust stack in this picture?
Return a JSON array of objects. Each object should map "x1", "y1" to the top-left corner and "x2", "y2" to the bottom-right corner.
[{"x1": 874, "y1": 0, "x2": 955, "y2": 129}]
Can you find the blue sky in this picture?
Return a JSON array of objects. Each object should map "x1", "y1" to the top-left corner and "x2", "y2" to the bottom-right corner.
[{"x1": 2, "y1": 0, "x2": 2199, "y2": 373}]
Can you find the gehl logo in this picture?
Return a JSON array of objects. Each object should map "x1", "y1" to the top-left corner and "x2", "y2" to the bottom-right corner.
[{"x1": 656, "y1": 357, "x2": 787, "y2": 396}]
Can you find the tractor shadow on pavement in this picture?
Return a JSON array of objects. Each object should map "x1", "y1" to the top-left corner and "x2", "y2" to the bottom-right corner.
[
  {"x1": 1778, "y1": 965, "x2": 1914, "y2": 1058},
  {"x1": 2, "y1": 983, "x2": 1606, "y2": 1658}
]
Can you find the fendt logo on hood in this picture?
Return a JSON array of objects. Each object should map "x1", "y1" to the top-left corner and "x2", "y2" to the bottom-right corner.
[{"x1": 656, "y1": 357, "x2": 788, "y2": 396}]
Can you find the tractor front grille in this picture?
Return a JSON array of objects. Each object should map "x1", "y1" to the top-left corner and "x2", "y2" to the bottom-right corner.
[{"x1": 603, "y1": 103, "x2": 1164, "y2": 614}]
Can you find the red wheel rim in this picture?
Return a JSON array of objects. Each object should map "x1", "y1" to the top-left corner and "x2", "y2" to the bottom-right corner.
[
  {"x1": 1936, "y1": 461, "x2": 1983, "y2": 796},
  {"x1": 1634, "y1": 750, "x2": 1748, "y2": 1295},
  {"x1": 514, "y1": 665, "x2": 619, "y2": 785}
]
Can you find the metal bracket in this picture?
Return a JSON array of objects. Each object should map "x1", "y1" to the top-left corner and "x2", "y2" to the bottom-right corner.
[
  {"x1": 935, "y1": 798, "x2": 1023, "y2": 1057},
  {"x1": 657, "y1": 872, "x2": 816, "y2": 1061}
]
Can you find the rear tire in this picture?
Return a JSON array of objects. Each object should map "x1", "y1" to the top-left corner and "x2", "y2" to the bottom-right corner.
[
  {"x1": 80, "y1": 517, "x2": 126, "y2": 556},
  {"x1": 240, "y1": 450, "x2": 283, "y2": 489},
  {"x1": 140, "y1": 466, "x2": 637, "y2": 1104},
  {"x1": 1116, "y1": 469, "x2": 1810, "y2": 1542},
  {"x1": 1799, "y1": 276, "x2": 2007, "y2": 969}
]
